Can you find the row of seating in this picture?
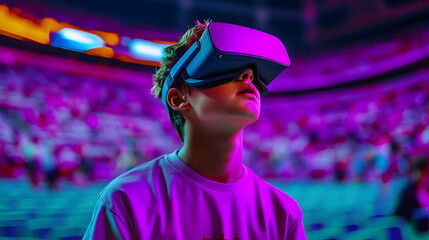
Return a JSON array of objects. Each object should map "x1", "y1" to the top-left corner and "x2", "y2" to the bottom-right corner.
[{"x1": 1, "y1": 178, "x2": 428, "y2": 239}]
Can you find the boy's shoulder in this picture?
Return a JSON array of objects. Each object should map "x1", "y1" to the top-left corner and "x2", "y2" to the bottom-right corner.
[
  {"x1": 249, "y1": 170, "x2": 303, "y2": 218},
  {"x1": 97, "y1": 153, "x2": 171, "y2": 205}
]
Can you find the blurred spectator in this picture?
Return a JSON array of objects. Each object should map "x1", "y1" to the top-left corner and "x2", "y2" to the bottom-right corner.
[
  {"x1": 0, "y1": 142, "x2": 9, "y2": 177},
  {"x1": 39, "y1": 139, "x2": 58, "y2": 190},
  {"x1": 395, "y1": 153, "x2": 429, "y2": 232},
  {"x1": 22, "y1": 135, "x2": 40, "y2": 187}
]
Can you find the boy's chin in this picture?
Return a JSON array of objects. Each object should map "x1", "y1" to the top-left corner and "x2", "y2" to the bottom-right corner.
[
  {"x1": 215, "y1": 114, "x2": 260, "y2": 130},
  {"x1": 196, "y1": 110, "x2": 260, "y2": 131},
  {"x1": 239, "y1": 111, "x2": 260, "y2": 123}
]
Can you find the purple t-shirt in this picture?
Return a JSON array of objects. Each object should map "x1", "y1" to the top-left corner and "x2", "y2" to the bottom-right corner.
[{"x1": 84, "y1": 151, "x2": 306, "y2": 240}]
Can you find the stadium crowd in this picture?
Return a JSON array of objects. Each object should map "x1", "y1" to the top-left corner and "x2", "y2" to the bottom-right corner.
[{"x1": 0, "y1": 60, "x2": 428, "y2": 190}]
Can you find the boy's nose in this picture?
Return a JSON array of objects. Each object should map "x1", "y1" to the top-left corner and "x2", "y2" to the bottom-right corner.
[{"x1": 237, "y1": 68, "x2": 254, "y2": 83}]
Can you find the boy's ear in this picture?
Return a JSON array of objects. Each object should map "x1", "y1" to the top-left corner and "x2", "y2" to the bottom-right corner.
[{"x1": 167, "y1": 88, "x2": 190, "y2": 111}]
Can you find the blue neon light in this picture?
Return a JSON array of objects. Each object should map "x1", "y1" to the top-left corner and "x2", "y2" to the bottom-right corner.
[
  {"x1": 50, "y1": 28, "x2": 105, "y2": 52},
  {"x1": 129, "y1": 39, "x2": 169, "y2": 61}
]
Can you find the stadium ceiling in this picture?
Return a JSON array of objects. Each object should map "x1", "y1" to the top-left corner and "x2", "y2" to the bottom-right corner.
[
  {"x1": 5, "y1": 0, "x2": 429, "y2": 54},
  {"x1": 0, "y1": 0, "x2": 428, "y2": 93}
]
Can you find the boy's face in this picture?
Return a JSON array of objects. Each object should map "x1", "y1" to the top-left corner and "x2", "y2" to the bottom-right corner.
[{"x1": 185, "y1": 67, "x2": 261, "y2": 131}]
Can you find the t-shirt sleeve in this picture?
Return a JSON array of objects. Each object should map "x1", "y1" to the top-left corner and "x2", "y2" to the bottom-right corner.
[
  {"x1": 286, "y1": 208, "x2": 307, "y2": 240},
  {"x1": 83, "y1": 199, "x2": 134, "y2": 240}
]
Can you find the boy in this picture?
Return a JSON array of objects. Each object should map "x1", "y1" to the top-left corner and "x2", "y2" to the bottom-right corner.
[{"x1": 84, "y1": 20, "x2": 306, "y2": 240}]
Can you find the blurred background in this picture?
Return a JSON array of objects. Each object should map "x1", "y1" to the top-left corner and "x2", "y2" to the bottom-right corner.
[{"x1": 0, "y1": 0, "x2": 429, "y2": 239}]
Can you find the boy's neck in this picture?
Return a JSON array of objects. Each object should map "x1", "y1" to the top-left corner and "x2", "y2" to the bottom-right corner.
[{"x1": 178, "y1": 128, "x2": 244, "y2": 184}]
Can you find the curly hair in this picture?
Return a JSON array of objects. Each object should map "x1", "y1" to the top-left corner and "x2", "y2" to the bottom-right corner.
[{"x1": 152, "y1": 20, "x2": 211, "y2": 142}]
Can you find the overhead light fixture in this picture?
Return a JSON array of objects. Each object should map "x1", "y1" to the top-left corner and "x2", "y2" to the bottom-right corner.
[
  {"x1": 129, "y1": 39, "x2": 169, "y2": 61},
  {"x1": 51, "y1": 28, "x2": 105, "y2": 52}
]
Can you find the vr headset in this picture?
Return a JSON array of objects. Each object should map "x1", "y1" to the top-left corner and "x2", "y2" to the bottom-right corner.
[{"x1": 161, "y1": 22, "x2": 290, "y2": 118}]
